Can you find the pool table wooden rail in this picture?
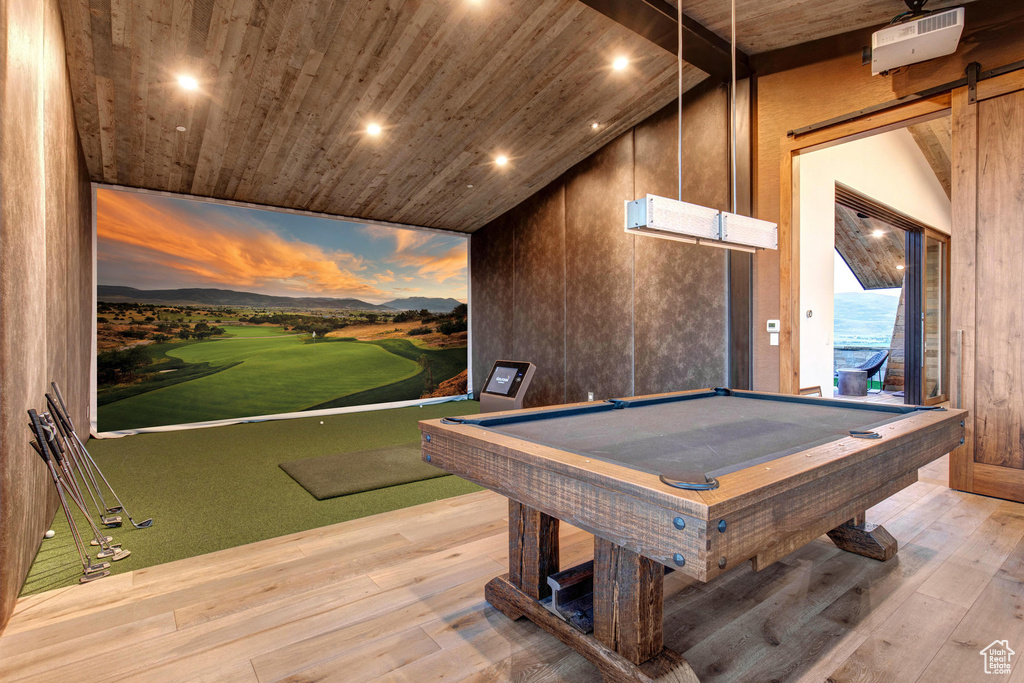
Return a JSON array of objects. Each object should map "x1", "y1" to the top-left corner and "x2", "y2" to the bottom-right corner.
[{"x1": 419, "y1": 392, "x2": 966, "y2": 583}]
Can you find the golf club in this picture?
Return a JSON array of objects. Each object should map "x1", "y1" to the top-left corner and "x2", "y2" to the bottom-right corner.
[
  {"x1": 48, "y1": 383, "x2": 153, "y2": 529},
  {"x1": 44, "y1": 397, "x2": 122, "y2": 527},
  {"x1": 27, "y1": 410, "x2": 110, "y2": 583},
  {"x1": 37, "y1": 413, "x2": 131, "y2": 562}
]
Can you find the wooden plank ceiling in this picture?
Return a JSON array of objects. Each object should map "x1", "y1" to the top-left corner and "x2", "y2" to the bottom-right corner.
[
  {"x1": 59, "y1": 0, "x2": 694, "y2": 232},
  {"x1": 834, "y1": 204, "x2": 905, "y2": 290},
  {"x1": 670, "y1": 0, "x2": 974, "y2": 54},
  {"x1": 59, "y1": 0, "x2": 973, "y2": 232},
  {"x1": 908, "y1": 116, "x2": 952, "y2": 199}
]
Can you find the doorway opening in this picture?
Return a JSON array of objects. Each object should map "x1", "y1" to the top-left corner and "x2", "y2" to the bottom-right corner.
[{"x1": 795, "y1": 114, "x2": 952, "y2": 405}]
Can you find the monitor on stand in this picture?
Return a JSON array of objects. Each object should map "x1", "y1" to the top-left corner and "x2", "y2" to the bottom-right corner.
[{"x1": 480, "y1": 360, "x2": 535, "y2": 413}]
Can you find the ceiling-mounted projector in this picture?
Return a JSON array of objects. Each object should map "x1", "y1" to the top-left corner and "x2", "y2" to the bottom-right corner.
[{"x1": 870, "y1": 6, "x2": 965, "y2": 75}]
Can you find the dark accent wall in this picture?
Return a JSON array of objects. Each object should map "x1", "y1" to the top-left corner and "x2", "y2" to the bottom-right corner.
[
  {"x1": 472, "y1": 80, "x2": 743, "y2": 406},
  {"x1": 0, "y1": 0, "x2": 93, "y2": 634}
]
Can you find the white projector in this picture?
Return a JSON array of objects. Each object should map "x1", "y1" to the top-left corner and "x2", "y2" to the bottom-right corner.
[{"x1": 871, "y1": 7, "x2": 965, "y2": 76}]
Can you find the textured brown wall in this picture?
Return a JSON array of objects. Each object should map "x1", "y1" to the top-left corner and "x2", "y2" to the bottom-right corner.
[
  {"x1": 512, "y1": 184, "x2": 566, "y2": 407},
  {"x1": 0, "y1": 0, "x2": 93, "y2": 635},
  {"x1": 472, "y1": 83, "x2": 732, "y2": 405},
  {"x1": 634, "y1": 82, "x2": 730, "y2": 395},
  {"x1": 565, "y1": 133, "x2": 635, "y2": 403}
]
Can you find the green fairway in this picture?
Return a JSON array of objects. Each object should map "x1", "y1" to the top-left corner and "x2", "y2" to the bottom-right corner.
[
  {"x1": 22, "y1": 402, "x2": 482, "y2": 596},
  {"x1": 99, "y1": 334, "x2": 421, "y2": 430},
  {"x1": 308, "y1": 339, "x2": 467, "y2": 410}
]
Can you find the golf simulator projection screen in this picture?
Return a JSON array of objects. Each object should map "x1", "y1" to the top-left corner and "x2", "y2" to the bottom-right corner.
[{"x1": 94, "y1": 188, "x2": 468, "y2": 433}]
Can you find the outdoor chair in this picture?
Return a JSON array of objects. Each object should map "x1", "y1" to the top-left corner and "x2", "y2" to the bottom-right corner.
[{"x1": 856, "y1": 350, "x2": 889, "y2": 393}]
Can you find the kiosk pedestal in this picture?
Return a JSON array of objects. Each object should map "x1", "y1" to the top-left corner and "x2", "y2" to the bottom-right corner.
[{"x1": 480, "y1": 361, "x2": 536, "y2": 413}]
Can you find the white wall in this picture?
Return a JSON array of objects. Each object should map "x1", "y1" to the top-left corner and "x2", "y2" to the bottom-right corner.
[{"x1": 796, "y1": 126, "x2": 951, "y2": 396}]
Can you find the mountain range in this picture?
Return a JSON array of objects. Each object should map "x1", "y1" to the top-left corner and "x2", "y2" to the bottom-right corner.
[
  {"x1": 97, "y1": 286, "x2": 464, "y2": 314},
  {"x1": 834, "y1": 291, "x2": 901, "y2": 344}
]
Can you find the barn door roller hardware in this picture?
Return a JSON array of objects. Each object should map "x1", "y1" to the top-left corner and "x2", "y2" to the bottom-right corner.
[{"x1": 788, "y1": 59, "x2": 1024, "y2": 138}]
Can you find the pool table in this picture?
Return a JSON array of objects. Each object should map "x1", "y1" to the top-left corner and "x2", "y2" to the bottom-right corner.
[{"x1": 419, "y1": 388, "x2": 966, "y2": 682}]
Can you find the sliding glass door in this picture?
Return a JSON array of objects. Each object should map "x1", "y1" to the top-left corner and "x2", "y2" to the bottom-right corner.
[{"x1": 921, "y1": 230, "x2": 949, "y2": 404}]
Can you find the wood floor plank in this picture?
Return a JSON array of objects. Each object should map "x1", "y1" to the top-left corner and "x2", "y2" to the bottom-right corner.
[
  {"x1": 918, "y1": 575, "x2": 1024, "y2": 683},
  {"x1": 0, "y1": 612, "x2": 177, "y2": 681},
  {"x1": 276, "y1": 625, "x2": 441, "y2": 683},
  {"x1": 917, "y1": 507, "x2": 1024, "y2": 609},
  {"x1": 4, "y1": 572, "x2": 135, "y2": 635},
  {"x1": 732, "y1": 614, "x2": 854, "y2": 683},
  {"x1": 679, "y1": 550, "x2": 875, "y2": 679},
  {"x1": 3, "y1": 471, "x2": 1021, "y2": 683},
  {"x1": 824, "y1": 592, "x2": 967, "y2": 682},
  {"x1": 17, "y1": 555, "x2": 502, "y2": 683},
  {"x1": 374, "y1": 605, "x2": 545, "y2": 683},
  {"x1": 251, "y1": 572, "x2": 495, "y2": 682},
  {"x1": 366, "y1": 534, "x2": 506, "y2": 591}
]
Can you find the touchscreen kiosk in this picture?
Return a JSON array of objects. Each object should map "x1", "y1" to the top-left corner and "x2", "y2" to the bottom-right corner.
[{"x1": 480, "y1": 360, "x2": 535, "y2": 413}]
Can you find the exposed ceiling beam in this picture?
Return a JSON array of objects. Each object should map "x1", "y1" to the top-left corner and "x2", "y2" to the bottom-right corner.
[{"x1": 578, "y1": 0, "x2": 750, "y2": 82}]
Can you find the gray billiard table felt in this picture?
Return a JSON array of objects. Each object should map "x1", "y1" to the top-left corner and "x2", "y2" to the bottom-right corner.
[{"x1": 482, "y1": 396, "x2": 910, "y2": 482}]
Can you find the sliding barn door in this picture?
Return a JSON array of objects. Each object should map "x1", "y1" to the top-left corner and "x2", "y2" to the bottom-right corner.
[{"x1": 950, "y1": 74, "x2": 1024, "y2": 502}]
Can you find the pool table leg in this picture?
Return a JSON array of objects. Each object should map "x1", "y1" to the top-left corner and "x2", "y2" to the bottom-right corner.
[
  {"x1": 593, "y1": 537, "x2": 664, "y2": 665},
  {"x1": 485, "y1": 501, "x2": 698, "y2": 681},
  {"x1": 507, "y1": 499, "x2": 560, "y2": 601},
  {"x1": 826, "y1": 513, "x2": 898, "y2": 561}
]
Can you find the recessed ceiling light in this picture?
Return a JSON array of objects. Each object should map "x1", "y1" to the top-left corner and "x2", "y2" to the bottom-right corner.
[
  {"x1": 872, "y1": 229, "x2": 885, "y2": 238},
  {"x1": 897, "y1": 264, "x2": 905, "y2": 270},
  {"x1": 591, "y1": 122, "x2": 600, "y2": 130},
  {"x1": 467, "y1": 184, "x2": 474, "y2": 188},
  {"x1": 367, "y1": 123, "x2": 382, "y2": 136},
  {"x1": 175, "y1": 125, "x2": 187, "y2": 132},
  {"x1": 495, "y1": 155, "x2": 508, "y2": 167},
  {"x1": 178, "y1": 75, "x2": 198, "y2": 91},
  {"x1": 612, "y1": 56, "x2": 629, "y2": 71}
]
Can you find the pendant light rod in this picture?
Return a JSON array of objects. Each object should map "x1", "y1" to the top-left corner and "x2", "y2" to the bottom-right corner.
[
  {"x1": 677, "y1": 0, "x2": 683, "y2": 202},
  {"x1": 628, "y1": 0, "x2": 776, "y2": 253},
  {"x1": 730, "y1": 0, "x2": 737, "y2": 214}
]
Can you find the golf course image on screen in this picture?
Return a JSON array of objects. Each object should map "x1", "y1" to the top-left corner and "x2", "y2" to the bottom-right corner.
[{"x1": 95, "y1": 189, "x2": 468, "y2": 432}]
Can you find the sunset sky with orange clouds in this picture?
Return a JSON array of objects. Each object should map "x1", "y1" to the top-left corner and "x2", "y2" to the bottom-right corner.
[{"x1": 97, "y1": 189, "x2": 467, "y2": 304}]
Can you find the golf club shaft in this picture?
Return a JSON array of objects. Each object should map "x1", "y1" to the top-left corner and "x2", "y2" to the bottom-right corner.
[
  {"x1": 29, "y1": 413, "x2": 96, "y2": 573},
  {"x1": 51, "y1": 385, "x2": 151, "y2": 528},
  {"x1": 47, "y1": 393, "x2": 113, "y2": 513}
]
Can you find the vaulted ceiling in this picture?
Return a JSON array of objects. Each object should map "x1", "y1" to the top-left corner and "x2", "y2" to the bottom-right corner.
[
  {"x1": 669, "y1": 0, "x2": 971, "y2": 54},
  {"x1": 58, "y1": 0, "x2": 971, "y2": 232},
  {"x1": 834, "y1": 204, "x2": 906, "y2": 290},
  {"x1": 907, "y1": 117, "x2": 952, "y2": 199}
]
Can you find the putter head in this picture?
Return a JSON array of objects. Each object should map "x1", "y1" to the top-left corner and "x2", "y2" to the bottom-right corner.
[
  {"x1": 79, "y1": 570, "x2": 110, "y2": 583},
  {"x1": 101, "y1": 516, "x2": 123, "y2": 527},
  {"x1": 106, "y1": 506, "x2": 123, "y2": 514}
]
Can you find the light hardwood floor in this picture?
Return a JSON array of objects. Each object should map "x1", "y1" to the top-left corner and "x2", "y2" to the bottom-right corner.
[{"x1": 1, "y1": 455, "x2": 1021, "y2": 682}]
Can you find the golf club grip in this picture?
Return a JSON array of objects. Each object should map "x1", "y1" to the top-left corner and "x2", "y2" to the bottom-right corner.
[
  {"x1": 41, "y1": 415, "x2": 67, "y2": 464},
  {"x1": 46, "y1": 393, "x2": 76, "y2": 437},
  {"x1": 30, "y1": 440, "x2": 47, "y2": 460},
  {"x1": 27, "y1": 410, "x2": 53, "y2": 463},
  {"x1": 45, "y1": 396, "x2": 75, "y2": 442}
]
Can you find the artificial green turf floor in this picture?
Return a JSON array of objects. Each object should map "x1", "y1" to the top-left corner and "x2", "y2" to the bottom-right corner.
[{"x1": 21, "y1": 401, "x2": 481, "y2": 596}]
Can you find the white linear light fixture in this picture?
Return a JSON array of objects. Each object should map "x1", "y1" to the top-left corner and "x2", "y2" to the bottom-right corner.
[{"x1": 623, "y1": 0, "x2": 777, "y2": 253}]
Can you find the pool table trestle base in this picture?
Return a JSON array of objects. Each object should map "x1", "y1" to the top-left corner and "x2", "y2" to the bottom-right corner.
[
  {"x1": 420, "y1": 388, "x2": 967, "y2": 682},
  {"x1": 486, "y1": 573, "x2": 699, "y2": 683}
]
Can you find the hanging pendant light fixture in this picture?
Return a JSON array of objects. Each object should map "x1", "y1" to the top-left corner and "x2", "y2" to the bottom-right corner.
[{"x1": 624, "y1": 0, "x2": 777, "y2": 253}]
